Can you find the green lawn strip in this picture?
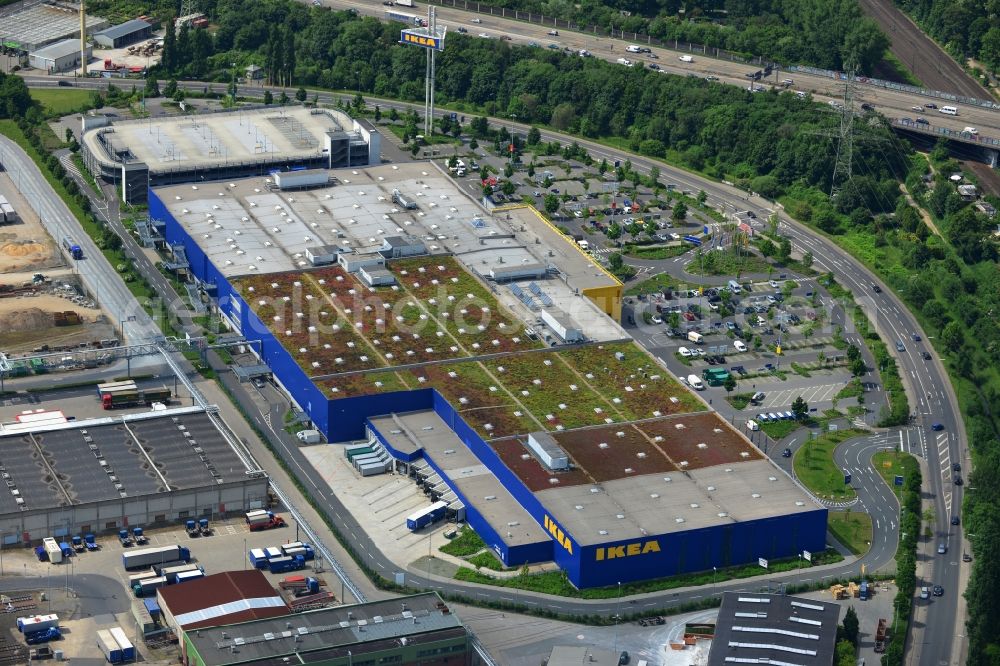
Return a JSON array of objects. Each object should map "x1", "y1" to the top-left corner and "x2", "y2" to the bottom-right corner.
[
  {"x1": 685, "y1": 249, "x2": 771, "y2": 276},
  {"x1": 624, "y1": 244, "x2": 690, "y2": 260},
  {"x1": 726, "y1": 393, "x2": 754, "y2": 410},
  {"x1": 70, "y1": 152, "x2": 104, "y2": 199},
  {"x1": 29, "y1": 88, "x2": 93, "y2": 116},
  {"x1": 454, "y1": 549, "x2": 843, "y2": 599},
  {"x1": 835, "y1": 378, "x2": 863, "y2": 401},
  {"x1": 624, "y1": 273, "x2": 675, "y2": 296},
  {"x1": 827, "y1": 511, "x2": 873, "y2": 556},
  {"x1": 872, "y1": 451, "x2": 919, "y2": 501},
  {"x1": 439, "y1": 527, "x2": 486, "y2": 557},
  {"x1": 878, "y1": 52, "x2": 923, "y2": 87},
  {"x1": 467, "y1": 551, "x2": 509, "y2": 571},
  {"x1": 760, "y1": 419, "x2": 800, "y2": 440},
  {"x1": 792, "y1": 429, "x2": 861, "y2": 500}
]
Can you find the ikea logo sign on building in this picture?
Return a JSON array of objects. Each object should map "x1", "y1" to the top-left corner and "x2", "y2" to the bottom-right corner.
[
  {"x1": 543, "y1": 515, "x2": 573, "y2": 555},
  {"x1": 400, "y1": 30, "x2": 444, "y2": 51},
  {"x1": 595, "y1": 540, "x2": 661, "y2": 561}
]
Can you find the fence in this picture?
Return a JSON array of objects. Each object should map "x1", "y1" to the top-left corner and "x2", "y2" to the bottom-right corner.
[{"x1": 893, "y1": 118, "x2": 1000, "y2": 147}]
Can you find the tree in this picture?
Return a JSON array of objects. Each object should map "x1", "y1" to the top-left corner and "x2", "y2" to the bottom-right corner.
[
  {"x1": 388, "y1": 107, "x2": 399, "y2": 123},
  {"x1": 162, "y1": 14, "x2": 177, "y2": 72},
  {"x1": 295, "y1": 87, "x2": 307, "y2": 102},
  {"x1": 758, "y1": 238, "x2": 777, "y2": 259},
  {"x1": 501, "y1": 181, "x2": 516, "y2": 196},
  {"x1": 791, "y1": 396, "x2": 808, "y2": 420},
  {"x1": 608, "y1": 253, "x2": 624, "y2": 270},
  {"x1": 644, "y1": 220, "x2": 657, "y2": 236},
  {"x1": 648, "y1": 165, "x2": 660, "y2": 186},
  {"x1": 278, "y1": 90, "x2": 289, "y2": 105},
  {"x1": 163, "y1": 79, "x2": 177, "y2": 99},
  {"x1": 143, "y1": 77, "x2": 160, "y2": 98},
  {"x1": 606, "y1": 222, "x2": 622, "y2": 241},
  {"x1": 776, "y1": 237, "x2": 792, "y2": 263},
  {"x1": 543, "y1": 194, "x2": 560, "y2": 216},
  {"x1": 723, "y1": 374, "x2": 737, "y2": 394},
  {"x1": 842, "y1": 607, "x2": 860, "y2": 646},
  {"x1": 671, "y1": 202, "x2": 688, "y2": 222},
  {"x1": 941, "y1": 321, "x2": 965, "y2": 349},
  {"x1": 697, "y1": 190, "x2": 708, "y2": 204},
  {"x1": 834, "y1": 640, "x2": 855, "y2": 666},
  {"x1": 469, "y1": 138, "x2": 479, "y2": 151},
  {"x1": 526, "y1": 126, "x2": 541, "y2": 145}
]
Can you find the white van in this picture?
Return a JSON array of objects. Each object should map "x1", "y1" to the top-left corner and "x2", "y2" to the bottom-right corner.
[
  {"x1": 616, "y1": 57, "x2": 633, "y2": 67},
  {"x1": 625, "y1": 44, "x2": 643, "y2": 53},
  {"x1": 940, "y1": 105, "x2": 958, "y2": 115},
  {"x1": 733, "y1": 340, "x2": 748, "y2": 352},
  {"x1": 678, "y1": 55, "x2": 693, "y2": 63},
  {"x1": 728, "y1": 279, "x2": 742, "y2": 294},
  {"x1": 687, "y1": 374, "x2": 705, "y2": 390},
  {"x1": 577, "y1": 239, "x2": 590, "y2": 250},
  {"x1": 687, "y1": 331, "x2": 704, "y2": 344},
  {"x1": 746, "y1": 419, "x2": 760, "y2": 431},
  {"x1": 963, "y1": 126, "x2": 978, "y2": 135},
  {"x1": 678, "y1": 346, "x2": 692, "y2": 357}
]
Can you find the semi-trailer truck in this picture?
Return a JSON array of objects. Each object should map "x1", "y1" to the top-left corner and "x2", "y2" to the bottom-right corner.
[
  {"x1": 406, "y1": 501, "x2": 448, "y2": 530},
  {"x1": 267, "y1": 554, "x2": 306, "y2": 573},
  {"x1": 122, "y1": 545, "x2": 191, "y2": 570},
  {"x1": 109, "y1": 627, "x2": 135, "y2": 661},
  {"x1": 62, "y1": 237, "x2": 83, "y2": 260},
  {"x1": 248, "y1": 548, "x2": 269, "y2": 569},
  {"x1": 245, "y1": 510, "x2": 286, "y2": 531},
  {"x1": 101, "y1": 386, "x2": 171, "y2": 410}
]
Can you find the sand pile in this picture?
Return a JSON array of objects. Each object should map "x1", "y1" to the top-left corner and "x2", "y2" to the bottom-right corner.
[
  {"x1": 1, "y1": 308, "x2": 53, "y2": 332},
  {"x1": 1, "y1": 242, "x2": 46, "y2": 257}
]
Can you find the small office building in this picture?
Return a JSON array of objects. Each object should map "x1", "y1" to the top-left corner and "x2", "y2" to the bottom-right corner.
[
  {"x1": 93, "y1": 19, "x2": 152, "y2": 48},
  {"x1": 29, "y1": 39, "x2": 90, "y2": 73}
]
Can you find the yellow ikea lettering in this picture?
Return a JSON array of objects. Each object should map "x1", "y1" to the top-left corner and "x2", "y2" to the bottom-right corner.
[
  {"x1": 595, "y1": 540, "x2": 661, "y2": 561},
  {"x1": 543, "y1": 515, "x2": 573, "y2": 555}
]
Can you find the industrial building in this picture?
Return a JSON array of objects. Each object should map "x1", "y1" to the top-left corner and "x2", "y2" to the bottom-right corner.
[
  {"x1": 28, "y1": 38, "x2": 91, "y2": 73},
  {"x1": 708, "y1": 592, "x2": 841, "y2": 665},
  {"x1": 181, "y1": 592, "x2": 470, "y2": 666},
  {"x1": 81, "y1": 107, "x2": 381, "y2": 203},
  {"x1": 147, "y1": 165, "x2": 826, "y2": 589},
  {"x1": 0, "y1": 406, "x2": 268, "y2": 547},
  {"x1": 92, "y1": 19, "x2": 152, "y2": 48},
  {"x1": 156, "y1": 570, "x2": 290, "y2": 635},
  {"x1": 0, "y1": 2, "x2": 107, "y2": 53}
]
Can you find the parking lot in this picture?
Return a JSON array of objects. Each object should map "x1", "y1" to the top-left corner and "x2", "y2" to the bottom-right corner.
[{"x1": 0, "y1": 509, "x2": 328, "y2": 663}]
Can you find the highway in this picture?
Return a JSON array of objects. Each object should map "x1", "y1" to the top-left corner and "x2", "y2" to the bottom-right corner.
[
  {"x1": 0, "y1": 137, "x2": 158, "y2": 342},
  {"x1": 312, "y1": 0, "x2": 1000, "y2": 143},
  {"x1": 13, "y1": 41, "x2": 968, "y2": 657}
]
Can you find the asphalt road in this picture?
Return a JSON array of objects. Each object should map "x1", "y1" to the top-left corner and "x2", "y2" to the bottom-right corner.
[
  {"x1": 0, "y1": 137, "x2": 158, "y2": 342},
  {"x1": 308, "y1": 0, "x2": 1000, "y2": 141}
]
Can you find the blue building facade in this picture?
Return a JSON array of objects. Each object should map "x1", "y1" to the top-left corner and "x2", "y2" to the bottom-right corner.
[{"x1": 152, "y1": 188, "x2": 829, "y2": 590}]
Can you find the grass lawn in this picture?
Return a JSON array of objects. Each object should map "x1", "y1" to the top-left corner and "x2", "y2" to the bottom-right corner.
[
  {"x1": 624, "y1": 244, "x2": 690, "y2": 260},
  {"x1": 439, "y1": 527, "x2": 486, "y2": 557},
  {"x1": 686, "y1": 249, "x2": 771, "y2": 276},
  {"x1": 454, "y1": 549, "x2": 843, "y2": 599},
  {"x1": 625, "y1": 272, "x2": 675, "y2": 296},
  {"x1": 726, "y1": 392, "x2": 754, "y2": 410},
  {"x1": 872, "y1": 450, "x2": 918, "y2": 500},
  {"x1": 827, "y1": 511, "x2": 873, "y2": 555},
  {"x1": 793, "y1": 429, "x2": 861, "y2": 500},
  {"x1": 761, "y1": 419, "x2": 800, "y2": 440},
  {"x1": 29, "y1": 88, "x2": 93, "y2": 116}
]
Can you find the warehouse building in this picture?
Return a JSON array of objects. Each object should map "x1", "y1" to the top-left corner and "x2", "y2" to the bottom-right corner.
[
  {"x1": 92, "y1": 19, "x2": 152, "y2": 48},
  {"x1": 28, "y1": 38, "x2": 91, "y2": 73},
  {"x1": 157, "y1": 570, "x2": 290, "y2": 637},
  {"x1": 0, "y1": 2, "x2": 107, "y2": 53},
  {"x1": 81, "y1": 107, "x2": 381, "y2": 203},
  {"x1": 708, "y1": 592, "x2": 841, "y2": 665},
  {"x1": 181, "y1": 592, "x2": 470, "y2": 666},
  {"x1": 0, "y1": 407, "x2": 268, "y2": 548},
  {"x1": 148, "y1": 167, "x2": 826, "y2": 589}
]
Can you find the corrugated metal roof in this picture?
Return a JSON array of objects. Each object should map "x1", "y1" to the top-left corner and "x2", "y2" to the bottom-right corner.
[
  {"x1": 31, "y1": 39, "x2": 86, "y2": 61},
  {"x1": 94, "y1": 19, "x2": 151, "y2": 40},
  {"x1": 157, "y1": 570, "x2": 289, "y2": 626}
]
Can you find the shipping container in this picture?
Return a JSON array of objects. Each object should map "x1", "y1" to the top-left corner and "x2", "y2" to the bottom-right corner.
[
  {"x1": 273, "y1": 169, "x2": 329, "y2": 190},
  {"x1": 97, "y1": 628, "x2": 123, "y2": 663},
  {"x1": 359, "y1": 461, "x2": 389, "y2": 477},
  {"x1": 42, "y1": 538, "x2": 62, "y2": 564},
  {"x1": 127, "y1": 570, "x2": 159, "y2": 586},
  {"x1": 160, "y1": 563, "x2": 202, "y2": 582},
  {"x1": 344, "y1": 443, "x2": 372, "y2": 459},
  {"x1": 406, "y1": 501, "x2": 449, "y2": 530},
  {"x1": 264, "y1": 546, "x2": 283, "y2": 560},
  {"x1": 133, "y1": 575, "x2": 167, "y2": 597},
  {"x1": 109, "y1": 627, "x2": 135, "y2": 660},
  {"x1": 267, "y1": 554, "x2": 306, "y2": 573},
  {"x1": 281, "y1": 546, "x2": 315, "y2": 561},
  {"x1": 131, "y1": 598, "x2": 157, "y2": 635}
]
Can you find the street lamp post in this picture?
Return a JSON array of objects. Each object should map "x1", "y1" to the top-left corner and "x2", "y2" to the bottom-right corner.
[{"x1": 613, "y1": 581, "x2": 622, "y2": 655}]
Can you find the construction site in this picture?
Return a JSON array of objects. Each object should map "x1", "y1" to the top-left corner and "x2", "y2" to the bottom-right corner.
[{"x1": 0, "y1": 174, "x2": 115, "y2": 355}]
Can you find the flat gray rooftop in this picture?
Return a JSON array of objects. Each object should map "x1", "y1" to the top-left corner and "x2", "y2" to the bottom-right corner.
[
  {"x1": 368, "y1": 411, "x2": 548, "y2": 548},
  {"x1": 0, "y1": 410, "x2": 249, "y2": 514},
  {"x1": 709, "y1": 592, "x2": 840, "y2": 666},
  {"x1": 84, "y1": 107, "x2": 350, "y2": 172},
  {"x1": 537, "y1": 458, "x2": 823, "y2": 546},
  {"x1": 155, "y1": 163, "x2": 625, "y2": 340},
  {"x1": 187, "y1": 592, "x2": 467, "y2": 666},
  {"x1": 3, "y1": 3, "x2": 107, "y2": 52}
]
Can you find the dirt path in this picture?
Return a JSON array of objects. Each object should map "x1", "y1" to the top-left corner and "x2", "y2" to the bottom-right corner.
[
  {"x1": 857, "y1": 0, "x2": 993, "y2": 100},
  {"x1": 899, "y1": 183, "x2": 941, "y2": 237}
]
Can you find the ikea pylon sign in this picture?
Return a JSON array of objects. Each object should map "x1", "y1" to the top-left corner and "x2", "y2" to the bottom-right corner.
[{"x1": 400, "y1": 30, "x2": 444, "y2": 51}]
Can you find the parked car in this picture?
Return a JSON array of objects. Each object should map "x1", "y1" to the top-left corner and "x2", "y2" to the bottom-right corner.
[
  {"x1": 933, "y1": 585, "x2": 944, "y2": 596},
  {"x1": 920, "y1": 586, "x2": 930, "y2": 599}
]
